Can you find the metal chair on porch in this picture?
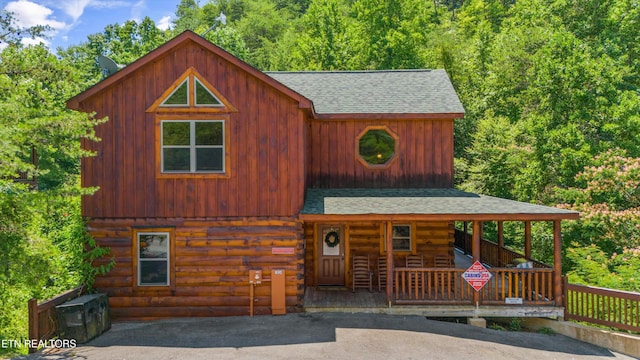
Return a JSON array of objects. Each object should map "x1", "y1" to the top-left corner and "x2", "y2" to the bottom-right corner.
[{"x1": 352, "y1": 254, "x2": 373, "y2": 292}]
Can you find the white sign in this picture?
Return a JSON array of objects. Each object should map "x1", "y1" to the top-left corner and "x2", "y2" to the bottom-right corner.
[
  {"x1": 461, "y1": 261, "x2": 492, "y2": 291},
  {"x1": 505, "y1": 297, "x2": 523, "y2": 305}
]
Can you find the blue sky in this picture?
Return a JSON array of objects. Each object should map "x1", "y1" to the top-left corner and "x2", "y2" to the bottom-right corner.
[{"x1": 2, "y1": 0, "x2": 180, "y2": 50}]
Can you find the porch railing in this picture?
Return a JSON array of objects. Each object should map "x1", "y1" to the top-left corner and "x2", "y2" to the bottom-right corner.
[
  {"x1": 564, "y1": 278, "x2": 640, "y2": 332},
  {"x1": 394, "y1": 268, "x2": 556, "y2": 305},
  {"x1": 28, "y1": 285, "x2": 85, "y2": 353},
  {"x1": 454, "y1": 229, "x2": 550, "y2": 268}
]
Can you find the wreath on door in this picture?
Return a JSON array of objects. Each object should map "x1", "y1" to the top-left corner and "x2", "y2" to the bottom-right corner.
[{"x1": 324, "y1": 231, "x2": 340, "y2": 248}]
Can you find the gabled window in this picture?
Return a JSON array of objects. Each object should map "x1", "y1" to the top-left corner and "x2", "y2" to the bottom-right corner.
[
  {"x1": 162, "y1": 79, "x2": 189, "y2": 106},
  {"x1": 151, "y1": 68, "x2": 234, "y2": 178},
  {"x1": 194, "y1": 78, "x2": 222, "y2": 106},
  {"x1": 147, "y1": 67, "x2": 237, "y2": 113}
]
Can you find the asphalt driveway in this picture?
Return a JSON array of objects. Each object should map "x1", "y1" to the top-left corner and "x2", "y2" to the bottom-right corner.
[{"x1": 22, "y1": 313, "x2": 636, "y2": 360}]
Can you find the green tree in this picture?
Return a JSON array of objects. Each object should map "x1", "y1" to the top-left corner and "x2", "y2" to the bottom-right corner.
[
  {"x1": 555, "y1": 149, "x2": 640, "y2": 255},
  {"x1": 289, "y1": 0, "x2": 356, "y2": 70},
  {"x1": 350, "y1": 0, "x2": 432, "y2": 69},
  {"x1": 172, "y1": 0, "x2": 202, "y2": 33},
  {"x1": 235, "y1": 0, "x2": 293, "y2": 69},
  {"x1": 0, "y1": 17, "x2": 110, "y2": 355}
]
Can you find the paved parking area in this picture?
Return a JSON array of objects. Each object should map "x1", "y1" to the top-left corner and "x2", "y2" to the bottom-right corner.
[{"x1": 23, "y1": 313, "x2": 636, "y2": 360}]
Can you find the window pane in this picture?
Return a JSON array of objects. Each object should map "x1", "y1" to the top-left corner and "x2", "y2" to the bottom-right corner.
[
  {"x1": 140, "y1": 261, "x2": 168, "y2": 285},
  {"x1": 359, "y1": 129, "x2": 395, "y2": 165},
  {"x1": 139, "y1": 234, "x2": 168, "y2": 259},
  {"x1": 195, "y1": 79, "x2": 222, "y2": 105},
  {"x1": 196, "y1": 148, "x2": 223, "y2": 171},
  {"x1": 393, "y1": 225, "x2": 410, "y2": 238},
  {"x1": 163, "y1": 148, "x2": 190, "y2": 171},
  {"x1": 393, "y1": 239, "x2": 411, "y2": 251},
  {"x1": 163, "y1": 122, "x2": 190, "y2": 145},
  {"x1": 195, "y1": 122, "x2": 223, "y2": 145},
  {"x1": 162, "y1": 80, "x2": 188, "y2": 105}
]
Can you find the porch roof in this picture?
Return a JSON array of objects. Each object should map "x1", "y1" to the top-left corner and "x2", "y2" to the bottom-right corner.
[{"x1": 301, "y1": 188, "x2": 579, "y2": 221}]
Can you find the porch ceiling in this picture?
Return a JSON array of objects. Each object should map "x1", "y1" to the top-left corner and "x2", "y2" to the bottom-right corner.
[{"x1": 301, "y1": 188, "x2": 579, "y2": 221}]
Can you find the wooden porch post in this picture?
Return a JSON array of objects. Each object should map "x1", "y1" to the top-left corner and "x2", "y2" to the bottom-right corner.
[
  {"x1": 524, "y1": 221, "x2": 531, "y2": 260},
  {"x1": 497, "y1": 221, "x2": 504, "y2": 266},
  {"x1": 553, "y1": 220, "x2": 563, "y2": 305},
  {"x1": 472, "y1": 220, "x2": 482, "y2": 305},
  {"x1": 464, "y1": 221, "x2": 471, "y2": 254},
  {"x1": 385, "y1": 221, "x2": 394, "y2": 305}
]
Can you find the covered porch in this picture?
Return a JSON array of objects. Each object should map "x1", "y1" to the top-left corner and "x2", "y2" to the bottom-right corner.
[{"x1": 300, "y1": 188, "x2": 579, "y2": 317}]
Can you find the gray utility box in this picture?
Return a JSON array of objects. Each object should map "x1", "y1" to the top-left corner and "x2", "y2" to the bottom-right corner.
[{"x1": 56, "y1": 293, "x2": 111, "y2": 343}]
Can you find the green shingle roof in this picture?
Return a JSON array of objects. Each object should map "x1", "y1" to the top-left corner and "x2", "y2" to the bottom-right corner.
[
  {"x1": 266, "y1": 70, "x2": 465, "y2": 115},
  {"x1": 302, "y1": 188, "x2": 578, "y2": 220}
]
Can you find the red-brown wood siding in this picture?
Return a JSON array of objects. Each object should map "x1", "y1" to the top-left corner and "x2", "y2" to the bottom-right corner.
[
  {"x1": 306, "y1": 119, "x2": 454, "y2": 188},
  {"x1": 79, "y1": 41, "x2": 305, "y2": 219},
  {"x1": 89, "y1": 218, "x2": 304, "y2": 319}
]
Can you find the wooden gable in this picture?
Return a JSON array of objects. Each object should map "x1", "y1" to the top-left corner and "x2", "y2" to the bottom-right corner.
[{"x1": 69, "y1": 31, "x2": 309, "y2": 219}]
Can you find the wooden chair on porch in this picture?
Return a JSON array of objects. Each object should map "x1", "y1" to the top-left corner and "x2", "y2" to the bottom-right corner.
[
  {"x1": 406, "y1": 255, "x2": 424, "y2": 268},
  {"x1": 352, "y1": 254, "x2": 373, "y2": 292},
  {"x1": 377, "y1": 257, "x2": 387, "y2": 292},
  {"x1": 405, "y1": 255, "x2": 424, "y2": 293},
  {"x1": 433, "y1": 255, "x2": 452, "y2": 268},
  {"x1": 433, "y1": 255, "x2": 453, "y2": 294}
]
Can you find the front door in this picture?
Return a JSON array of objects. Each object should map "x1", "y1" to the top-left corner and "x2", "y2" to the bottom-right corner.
[{"x1": 317, "y1": 225, "x2": 345, "y2": 286}]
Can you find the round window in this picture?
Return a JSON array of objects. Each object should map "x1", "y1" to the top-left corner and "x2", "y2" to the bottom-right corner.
[{"x1": 358, "y1": 128, "x2": 396, "y2": 166}]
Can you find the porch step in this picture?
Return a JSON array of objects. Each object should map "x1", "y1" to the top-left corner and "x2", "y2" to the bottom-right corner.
[
  {"x1": 304, "y1": 287, "x2": 563, "y2": 318},
  {"x1": 305, "y1": 304, "x2": 564, "y2": 318}
]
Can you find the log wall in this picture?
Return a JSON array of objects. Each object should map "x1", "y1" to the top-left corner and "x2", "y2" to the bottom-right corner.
[
  {"x1": 89, "y1": 218, "x2": 304, "y2": 319},
  {"x1": 306, "y1": 119, "x2": 454, "y2": 188},
  {"x1": 304, "y1": 221, "x2": 454, "y2": 287}
]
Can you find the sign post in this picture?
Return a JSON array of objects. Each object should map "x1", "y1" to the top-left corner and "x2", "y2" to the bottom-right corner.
[{"x1": 462, "y1": 261, "x2": 492, "y2": 292}]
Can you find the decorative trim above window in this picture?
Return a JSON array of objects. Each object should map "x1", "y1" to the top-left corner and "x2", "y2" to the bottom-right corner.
[
  {"x1": 356, "y1": 125, "x2": 399, "y2": 169},
  {"x1": 147, "y1": 67, "x2": 237, "y2": 113},
  {"x1": 133, "y1": 228, "x2": 175, "y2": 290}
]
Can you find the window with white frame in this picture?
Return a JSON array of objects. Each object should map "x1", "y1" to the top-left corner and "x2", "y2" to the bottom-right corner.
[
  {"x1": 137, "y1": 232, "x2": 170, "y2": 286},
  {"x1": 161, "y1": 120, "x2": 224, "y2": 173},
  {"x1": 392, "y1": 224, "x2": 412, "y2": 251}
]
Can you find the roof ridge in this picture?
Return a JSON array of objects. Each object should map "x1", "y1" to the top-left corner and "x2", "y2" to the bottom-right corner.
[{"x1": 266, "y1": 69, "x2": 442, "y2": 74}]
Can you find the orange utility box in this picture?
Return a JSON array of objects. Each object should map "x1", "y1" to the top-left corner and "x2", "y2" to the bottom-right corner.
[{"x1": 271, "y1": 269, "x2": 286, "y2": 315}]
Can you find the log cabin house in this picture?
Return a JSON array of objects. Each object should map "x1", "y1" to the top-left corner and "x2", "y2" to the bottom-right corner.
[{"x1": 67, "y1": 31, "x2": 579, "y2": 320}]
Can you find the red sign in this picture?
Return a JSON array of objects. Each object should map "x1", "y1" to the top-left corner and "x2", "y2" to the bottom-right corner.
[
  {"x1": 462, "y1": 261, "x2": 492, "y2": 291},
  {"x1": 272, "y1": 247, "x2": 295, "y2": 255}
]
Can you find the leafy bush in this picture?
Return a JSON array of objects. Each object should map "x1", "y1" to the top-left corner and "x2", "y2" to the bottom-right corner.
[{"x1": 0, "y1": 190, "x2": 112, "y2": 356}]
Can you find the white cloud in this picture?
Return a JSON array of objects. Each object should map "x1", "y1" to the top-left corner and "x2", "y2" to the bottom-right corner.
[
  {"x1": 5, "y1": 0, "x2": 67, "y2": 30},
  {"x1": 4, "y1": 0, "x2": 68, "y2": 47},
  {"x1": 57, "y1": 0, "x2": 92, "y2": 22},
  {"x1": 156, "y1": 15, "x2": 171, "y2": 30},
  {"x1": 49, "y1": 0, "x2": 131, "y2": 23}
]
